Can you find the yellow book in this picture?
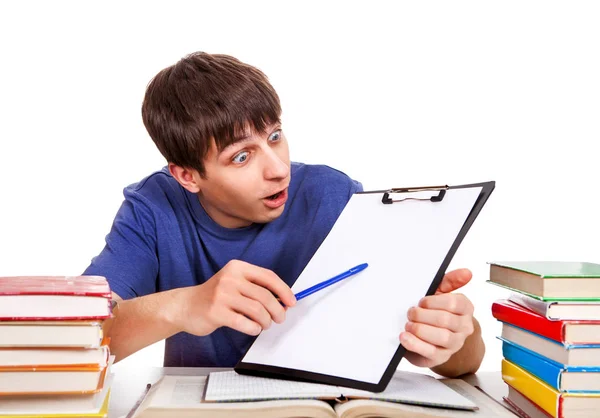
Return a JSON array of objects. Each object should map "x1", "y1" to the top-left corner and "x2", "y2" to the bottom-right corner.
[
  {"x1": 0, "y1": 389, "x2": 108, "y2": 418},
  {"x1": 502, "y1": 359, "x2": 600, "y2": 418}
]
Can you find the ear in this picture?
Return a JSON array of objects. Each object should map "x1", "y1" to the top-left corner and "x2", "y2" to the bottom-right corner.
[{"x1": 168, "y1": 163, "x2": 201, "y2": 193}]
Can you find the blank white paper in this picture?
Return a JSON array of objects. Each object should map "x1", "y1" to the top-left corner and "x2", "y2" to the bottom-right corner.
[{"x1": 241, "y1": 187, "x2": 483, "y2": 384}]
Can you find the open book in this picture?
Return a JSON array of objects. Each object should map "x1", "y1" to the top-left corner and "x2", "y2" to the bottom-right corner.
[{"x1": 132, "y1": 371, "x2": 515, "y2": 418}]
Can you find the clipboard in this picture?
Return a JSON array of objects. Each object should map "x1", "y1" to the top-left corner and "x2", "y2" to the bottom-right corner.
[{"x1": 235, "y1": 181, "x2": 495, "y2": 392}]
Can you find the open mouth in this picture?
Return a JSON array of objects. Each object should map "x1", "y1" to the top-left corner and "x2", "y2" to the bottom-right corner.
[
  {"x1": 266, "y1": 191, "x2": 284, "y2": 200},
  {"x1": 263, "y1": 188, "x2": 288, "y2": 209}
]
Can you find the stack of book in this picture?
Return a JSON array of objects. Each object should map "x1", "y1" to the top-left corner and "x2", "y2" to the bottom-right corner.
[
  {"x1": 0, "y1": 276, "x2": 113, "y2": 418},
  {"x1": 488, "y1": 261, "x2": 600, "y2": 418}
]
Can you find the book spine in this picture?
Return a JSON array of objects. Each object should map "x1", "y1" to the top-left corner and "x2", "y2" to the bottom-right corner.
[
  {"x1": 503, "y1": 340, "x2": 563, "y2": 390},
  {"x1": 493, "y1": 301, "x2": 564, "y2": 343},
  {"x1": 502, "y1": 359, "x2": 560, "y2": 418}
]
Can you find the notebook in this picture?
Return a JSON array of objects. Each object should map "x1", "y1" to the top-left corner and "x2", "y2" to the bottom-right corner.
[{"x1": 205, "y1": 371, "x2": 476, "y2": 407}]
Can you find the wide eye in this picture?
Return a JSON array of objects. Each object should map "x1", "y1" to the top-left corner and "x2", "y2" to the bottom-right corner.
[
  {"x1": 268, "y1": 129, "x2": 282, "y2": 142},
  {"x1": 232, "y1": 151, "x2": 249, "y2": 164}
]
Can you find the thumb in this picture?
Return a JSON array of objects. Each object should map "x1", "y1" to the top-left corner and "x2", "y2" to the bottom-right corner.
[{"x1": 436, "y1": 268, "x2": 473, "y2": 294}]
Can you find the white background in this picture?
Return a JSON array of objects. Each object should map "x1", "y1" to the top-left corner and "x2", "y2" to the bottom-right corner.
[{"x1": 1, "y1": 1, "x2": 599, "y2": 375}]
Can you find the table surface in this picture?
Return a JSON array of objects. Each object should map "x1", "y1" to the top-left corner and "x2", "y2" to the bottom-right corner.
[{"x1": 108, "y1": 368, "x2": 514, "y2": 418}]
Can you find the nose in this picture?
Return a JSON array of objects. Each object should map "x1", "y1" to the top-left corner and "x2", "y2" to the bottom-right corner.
[{"x1": 262, "y1": 146, "x2": 289, "y2": 180}]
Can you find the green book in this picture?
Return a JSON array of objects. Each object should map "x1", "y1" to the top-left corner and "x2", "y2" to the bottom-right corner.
[{"x1": 487, "y1": 261, "x2": 600, "y2": 301}]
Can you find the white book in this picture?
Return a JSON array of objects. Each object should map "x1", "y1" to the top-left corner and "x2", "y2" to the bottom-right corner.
[
  {"x1": 0, "y1": 321, "x2": 104, "y2": 348},
  {"x1": 0, "y1": 374, "x2": 112, "y2": 415},
  {"x1": 0, "y1": 356, "x2": 113, "y2": 395},
  {"x1": 0, "y1": 295, "x2": 110, "y2": 319},
  {"x1": 509, "y1": 292, "x2": 600, "y2": 321},
  {"x1": 0, "y1": 345, "x2": 109, "y2": 367}
]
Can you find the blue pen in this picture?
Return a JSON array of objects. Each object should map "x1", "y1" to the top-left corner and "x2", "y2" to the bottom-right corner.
[{"x1": 293, "y1": 263, "x2": 369, "y2": 302}]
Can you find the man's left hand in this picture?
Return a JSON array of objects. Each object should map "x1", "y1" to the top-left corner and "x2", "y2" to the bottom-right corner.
[{"x1": 400, "y1": 268, "x2": 475, "y2": 368}]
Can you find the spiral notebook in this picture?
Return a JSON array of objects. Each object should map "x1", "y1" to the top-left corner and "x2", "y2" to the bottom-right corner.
[{"x1": 236, "y1": 182, "x2": 495, "y2": 392}]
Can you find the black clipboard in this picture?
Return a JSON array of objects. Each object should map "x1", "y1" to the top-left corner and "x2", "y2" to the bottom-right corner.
[{"x1": 235, "y1": 181, "x2": 495, "y2": 392}]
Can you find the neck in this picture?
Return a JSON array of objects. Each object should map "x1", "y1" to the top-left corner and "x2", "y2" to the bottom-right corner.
[{"x1": 197, "y1": 194, "x2": 252, "y2": 229}]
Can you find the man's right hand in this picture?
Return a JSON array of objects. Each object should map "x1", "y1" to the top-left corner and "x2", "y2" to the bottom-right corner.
[{"x1": 174, "y1": 260, "x2": 296, "y2": 336}]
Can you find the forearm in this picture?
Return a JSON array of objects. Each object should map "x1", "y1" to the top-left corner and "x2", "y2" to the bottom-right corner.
[
  {"x1": 431, "y1": 317, "x2": 485, "y2": 378},
  {"x1": 104, "y1": 289, "x2": 186, "y2": 362}
]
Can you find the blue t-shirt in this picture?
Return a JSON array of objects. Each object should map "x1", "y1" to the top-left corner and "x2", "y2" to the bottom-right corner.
[{"x1": 83, "y1": 162, "x2": 362, "y2": 367}]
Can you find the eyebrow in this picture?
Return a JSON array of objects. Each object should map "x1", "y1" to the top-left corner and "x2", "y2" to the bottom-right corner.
[
  {"x1": 222, "y1": 135, "x2": 253, "y2": 153},
  {"x1": 221, "y1": 125, "x2": 282, "y2": 155}
]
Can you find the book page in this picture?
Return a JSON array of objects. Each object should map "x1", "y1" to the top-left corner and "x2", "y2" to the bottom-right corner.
[
  {"x1": 335, "y1": 380, "x2": 515, "y2": 417},
  {"x1": 150, "y1": 376, "x2": 206, "y2": 406},
  {"x1": 134, "y1": 375, "x2": 337, "y2": 418},
  {"x1": 205, "y1": 370, "x2": 476, "y2": 411},
  {"x1": 205, "y1": 371, "x2": 341, "y2": 402},
  {"x1": 341, "y1": 371, "x2": 477, "y2": 410},
  {"x1": 241, "y1": 187, "x2": 483, "y2": 385},
  {"x1": 442, "y1": 380, "x2": 513, "y2": 416}
]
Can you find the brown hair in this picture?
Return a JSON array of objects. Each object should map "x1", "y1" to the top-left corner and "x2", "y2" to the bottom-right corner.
[{"x1": 141, "y1": 52, "x2": 281, "y2": 177}]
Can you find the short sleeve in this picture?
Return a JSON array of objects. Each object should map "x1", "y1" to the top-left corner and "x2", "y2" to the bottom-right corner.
[
  {"x1": 83, "y1": 191, "x2": 159, "y2": 300},
  {"x1": 350, "y1": 179, "x2": 364, "y2": 194}
]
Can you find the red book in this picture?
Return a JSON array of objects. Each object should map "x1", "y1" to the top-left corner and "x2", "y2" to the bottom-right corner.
[
  {"x1": 0, "y1": 276, "x2": 112, "y2": 320},
  {"x1": 492, "y1": 299, "x2": 600, "y2": 345}
]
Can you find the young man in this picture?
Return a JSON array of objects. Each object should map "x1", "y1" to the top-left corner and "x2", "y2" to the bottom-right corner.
[{"x1": 84, "y1": 52, "x2": 484, "y2": 377}]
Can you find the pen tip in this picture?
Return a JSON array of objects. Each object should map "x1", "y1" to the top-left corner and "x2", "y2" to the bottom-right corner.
[{"x1": 353, "y1": 263, "x2": 368, "y2": 272}]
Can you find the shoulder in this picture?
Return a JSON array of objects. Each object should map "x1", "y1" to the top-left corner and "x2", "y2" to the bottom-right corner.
[
  {"x1": 123, "y1": 167, "x2": 185, "y2": 207},
  {"x1": 290, "y1": 162, "x2": 363, "y2": 202},
  {"x1": 115, "y1": 167, "x2": 193, "y2": 228},
  {"x1": 292, "y1": 162, "x2": 362, "y2": 190}
]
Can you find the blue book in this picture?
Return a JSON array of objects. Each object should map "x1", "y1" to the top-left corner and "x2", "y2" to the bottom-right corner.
[{"x1": 502, "y1": 340, "x2": 600, "y2": 393}]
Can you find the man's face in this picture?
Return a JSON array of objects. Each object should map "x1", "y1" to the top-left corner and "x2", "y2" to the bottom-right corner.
[{"x1": 194, "y1": 123, "x2": 291, "y2": 228}]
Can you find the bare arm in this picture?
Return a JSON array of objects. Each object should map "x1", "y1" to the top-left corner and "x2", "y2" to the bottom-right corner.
[
  {"x1": 102, "y1": 260, "x2": 296, "y2": 363},
  {"x1": 103, "y1": 289, "x2": 184, "y2": 362}
]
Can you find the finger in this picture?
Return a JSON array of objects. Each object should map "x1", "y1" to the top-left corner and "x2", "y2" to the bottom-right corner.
[
  {"x1": 404, "y1": 321, "x2": 461, "y2": 350},
  {"x1": 400, "y1": 331, "x2": 450, "y2": 364},
  {"x1": 243, "y1": 264, "x2": 296, "y2": 307},
  {"x1": 418, "y1": 293, "x2": 474, "y2": 315},
  {"x1": 436, "y1": 268, "x2": 472, "y2": 294},
  {"x1": 239, "y1": 280, "x2": 286, "y2": 324},
  {"x1": 220, "y1": 309, "x2": 262, "y2": 336},
  {"x1": 407, "y1": 306, "x2": 464, "y2": 332},
  {"x1": 230, "y1": 294, "x2": 273, "y2": 330},
  {"x1": 403, "y1": 350, "x2": 435, "y2": 368}
]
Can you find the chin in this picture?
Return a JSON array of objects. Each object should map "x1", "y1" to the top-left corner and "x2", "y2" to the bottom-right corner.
[{"x1": 256, "y1": 205, "x2": 286, "y2": 224}]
